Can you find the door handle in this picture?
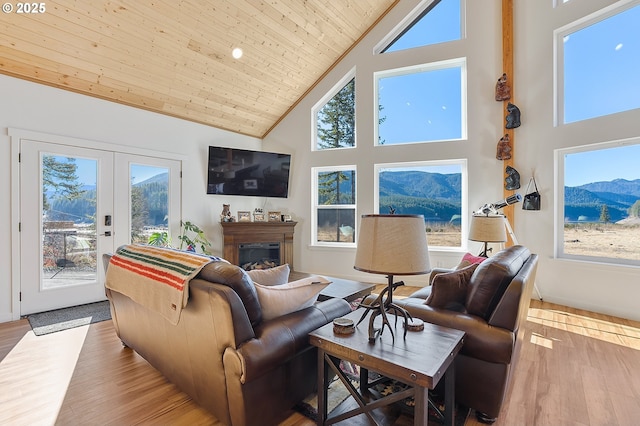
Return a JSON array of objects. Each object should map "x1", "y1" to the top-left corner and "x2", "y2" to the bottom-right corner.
[{"x1": 100, "y1": 231, "x2": 112, "y2": 237}]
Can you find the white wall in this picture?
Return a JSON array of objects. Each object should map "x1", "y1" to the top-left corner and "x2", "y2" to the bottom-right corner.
[
  {"x1": 515, "y1": 0, "x2": 640, "y2": 320},
  {"x1": 265, "y1": 0, "x2": 640, "y2": 321},
  {"x1": 0, "y1": 74, "x2": 261, "y2": 322}
]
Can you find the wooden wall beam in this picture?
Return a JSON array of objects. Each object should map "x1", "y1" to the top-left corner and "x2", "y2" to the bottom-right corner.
[{"x1": 502, "y1": 0, "x2": 515, "y2": 245}]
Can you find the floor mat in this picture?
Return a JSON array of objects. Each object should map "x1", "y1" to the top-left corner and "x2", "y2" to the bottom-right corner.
[{"x1": 26, "y1": 301, "x2": 111, "y2": 336}]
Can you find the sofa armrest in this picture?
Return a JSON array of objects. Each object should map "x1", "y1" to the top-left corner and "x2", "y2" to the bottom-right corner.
[
  {"x1": 398, "y1": 298, "x2": 514, "y2": 364},
  {"x1": 234, "y1": 298, "x2": 351, "y2": 383}
]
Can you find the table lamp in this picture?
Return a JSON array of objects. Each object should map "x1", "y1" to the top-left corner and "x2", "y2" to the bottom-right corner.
[
  {"x1": 354, "y1": 214, "x2": 431, "y2": 342},
  {"x1": 468, "y1": 214, "x2": 507, "y2": 257}
]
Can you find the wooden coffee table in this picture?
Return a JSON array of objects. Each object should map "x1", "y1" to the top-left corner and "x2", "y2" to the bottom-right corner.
[
  {"x1": 309, "y1": 309, "x2": 465, "y2": 426},
  {"x1": 290, "y1": 272, "x2": 376, "y2": 302}
]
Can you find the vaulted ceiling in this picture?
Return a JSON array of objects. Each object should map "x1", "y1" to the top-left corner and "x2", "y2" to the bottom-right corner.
[{"x1": 0, "y1": 1, "x2": 398, "y2": 138}]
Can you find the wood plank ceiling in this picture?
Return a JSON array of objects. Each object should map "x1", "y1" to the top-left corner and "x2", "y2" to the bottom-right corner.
[{"x1": 0, "y1": 0, "x2": 398, "y2": 138}]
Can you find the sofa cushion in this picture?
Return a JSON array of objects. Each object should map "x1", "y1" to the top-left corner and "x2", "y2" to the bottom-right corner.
[
  {"x1": 254, "y1": 276, "x2": 330, "y2": 321},
  {"x1": 197, "y1": 261, "x2": 263, "y2": 326},
  {"x1": 246, "y1": 264, "x2": 290, "y2": 286},
  {"x1": 465, "y1": 245, "x2": 531, "y2": 320},
  {"x1": 426, "y1": 263, "x2": 478, "y2": 310},
  {"x1": 455, "y1": 252, "x2": 487, "y2": 269}
]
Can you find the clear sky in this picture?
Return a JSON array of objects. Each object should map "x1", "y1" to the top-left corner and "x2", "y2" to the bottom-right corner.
[
  {"x1": 381, "y1": 0, "x2": 639, "y2": 187},
  {"x1": 564, "y1": 144, "x2": 640, "y2": 187},
  {"x1": 379, "y1": 0, "x2": 461, "y2": 145},
  {"x1": 564, "y1": 5, "x2": 640, "y2": 123},
  {"x1": 71, "y1": 158, "x2": 164, "y2": 186}
]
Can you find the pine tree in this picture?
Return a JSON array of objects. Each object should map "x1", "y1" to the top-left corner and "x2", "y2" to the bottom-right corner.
[
  {"x1": 42, "y1": 155, "x2": 85, "y2": 211},
  {"x1": 316, "y1": 78, "x2": 356, "y2": 215},
  {"x1": 130, "y1": 185, "x2": 149, "y2": 242},
  {"x1": 599, "y1": 204, "x2": 611, "y2": 223},
  {"x1": 316, "y1": 78, "x2": 355, "y2": 150}
]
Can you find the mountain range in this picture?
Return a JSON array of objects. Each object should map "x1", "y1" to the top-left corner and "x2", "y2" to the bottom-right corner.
[
  {"x1": 46, "y1": 173, "x2": 170, "y2": 224},
  {"x1": 48, "y1": 171, "x2": 640, "y2": 225},
  {"x1": 564, "y1": 178, "x2": 640, "y2": 222},
  {"x1": 379, "y1": 171, "x2": 462, "y2": 222},
  {"x1": 378, "y1": 172, "x2": 640, "y2": 224}
]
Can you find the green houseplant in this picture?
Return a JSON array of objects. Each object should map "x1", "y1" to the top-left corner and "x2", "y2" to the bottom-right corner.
[{"x1": 148, "y1": 220, "x2": 212, "y2": 254}]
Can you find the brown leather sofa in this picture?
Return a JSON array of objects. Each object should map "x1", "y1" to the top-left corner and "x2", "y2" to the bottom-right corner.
[
  {"x1": 395, "y1": 245, "x2": 538, "y2": 423},
  {"x1": 104, "y1": 257, "x2": 351, "y2": 426}
]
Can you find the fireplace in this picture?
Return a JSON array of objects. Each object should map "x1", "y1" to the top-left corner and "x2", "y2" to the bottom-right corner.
[
  {"x1": 238, "y1": 242, "x2": 281, "y2": 270},
  {"x1": 221, "y1": 221, "x2": 297, "y2": 270}
]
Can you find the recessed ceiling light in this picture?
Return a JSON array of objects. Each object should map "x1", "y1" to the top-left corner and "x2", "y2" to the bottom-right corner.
[{"x1": 232, "y1": 47, "x2": 243, "y2": 59}]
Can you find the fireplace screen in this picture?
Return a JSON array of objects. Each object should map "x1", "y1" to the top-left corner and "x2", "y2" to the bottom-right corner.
[{"x1": 238, "y1": 242, "x2": 281, "y2": 270}]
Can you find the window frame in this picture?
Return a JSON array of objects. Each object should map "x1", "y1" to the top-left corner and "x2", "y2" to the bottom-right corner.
[
  {"x1": 374, "y1": 158, "x2": 468, "y2": 251},
  {"x1": 312, "y1": 70, "x2": 357, "y2": 152},
  {"x1": 373, "y1": 0, "x2": 465, "y2": 55},
  {"x1": 555, "y1": 137, "x2": 640, "y2": 267},
  {"x1": 374, "y1": 58, "x2": 467, "y2": 146},
  {"x1": 311, "y1": 165, "x2": 357, "y2": 247},
  {"x1": 553, "y1": 1, "x2": 640, "y2": 126}
]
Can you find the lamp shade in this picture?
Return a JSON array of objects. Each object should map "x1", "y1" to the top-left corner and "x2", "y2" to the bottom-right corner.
[
  {"x1": 468, "y1": 215, "x2": 507, "y2": 243},
  {"x1": 354, "y1": 214, "x2": 431, "y2": 276}
]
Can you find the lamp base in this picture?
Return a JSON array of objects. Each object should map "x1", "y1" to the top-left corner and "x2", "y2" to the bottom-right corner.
[{"x1": 356, "y1": 277, "x2": 412, "y2": 342}]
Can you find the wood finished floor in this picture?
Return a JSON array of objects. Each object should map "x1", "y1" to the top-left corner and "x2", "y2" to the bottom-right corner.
[{"x1": 1, "y1": 286, "x2": 639, "y2": 425}]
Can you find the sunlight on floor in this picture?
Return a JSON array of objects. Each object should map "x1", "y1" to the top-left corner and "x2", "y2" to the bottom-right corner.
[
  {"x1": 0, "y1": 325, "x2": 89, "y2": 425},
  {"x1": 530, "y1": 332, "x2": 556, "y2": 349},
  {"x1": 528, "y1": 308, "x2": 640, "y2": 350}
]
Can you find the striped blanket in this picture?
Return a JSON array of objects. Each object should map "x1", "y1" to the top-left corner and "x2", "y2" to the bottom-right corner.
[{"x1": 105, "y1": 244, "x2": 213, "y2": 325}]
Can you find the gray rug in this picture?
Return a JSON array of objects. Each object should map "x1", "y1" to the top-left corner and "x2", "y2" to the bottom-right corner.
[{"x1": 27, "y1": 301, "x2": 112, "y2": 336}]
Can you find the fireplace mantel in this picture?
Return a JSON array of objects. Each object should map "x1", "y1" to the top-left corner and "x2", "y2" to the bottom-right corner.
[{"x1": 221, "y1": 221, "x2": 297, "y2": 269}]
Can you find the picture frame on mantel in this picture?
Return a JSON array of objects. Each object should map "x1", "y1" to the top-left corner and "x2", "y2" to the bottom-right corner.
[
  {"x1": 237, "y1": 211, "x2": 251, "y2": 222},
  {"x1": 253, "y1": 212, "x2": 266, "y2": 222},
  {"x1": 268, "y1": 211, "x2": 282, "y2": 222}
]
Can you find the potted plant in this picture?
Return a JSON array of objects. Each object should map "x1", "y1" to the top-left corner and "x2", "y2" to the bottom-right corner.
[{"x1": 148, "y1": 220, "x2": 212, "y2": 254}]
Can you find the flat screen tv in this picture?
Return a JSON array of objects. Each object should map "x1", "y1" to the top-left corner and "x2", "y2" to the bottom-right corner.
[{"x1": 207, "y1": 146, "x2": 291, "y2": 198}]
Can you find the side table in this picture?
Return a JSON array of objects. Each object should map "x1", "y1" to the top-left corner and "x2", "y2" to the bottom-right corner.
[{"x1": 309, "y1": 309, "x2": 464, "y2": 426}]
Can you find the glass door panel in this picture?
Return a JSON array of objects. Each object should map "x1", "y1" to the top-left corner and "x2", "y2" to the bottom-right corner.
[
  {"x1": 20, "y1": 141, "x2": 114, "y2": 315},
  {"x1": 42, "y1": 156, "x2": 98, "y2": 288},
  {"x1": 113, "y1": 153, "x2": 181, "y2": 250}
]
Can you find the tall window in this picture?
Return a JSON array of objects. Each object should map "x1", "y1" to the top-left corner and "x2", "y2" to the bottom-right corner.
[
  {"x1": 558, "y1": 3, "x2": 640, "y2": 124},
  {"x1": 314, "y1": 77, "x2": 355, "y2": 150},
  {"x1": 376, "y1": 161, "x2": 465, "y2": 248},
  {"x1": 376, "y1": 59, "x2": 466, "y2": 145},
  {"x1": 557, "y1": 140, "x2": 640, "y2": 265},
  {"x1": 313, "y1": 166, "x2": 356, "y2": 245},
  {"x1": 378, "y1": 0, "x2": 462, "y2": 54}
]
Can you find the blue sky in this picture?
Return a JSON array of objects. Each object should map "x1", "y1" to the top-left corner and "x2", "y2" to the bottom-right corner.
[
  {"x1": 380, "y1": 0, "x2": 639, "y2": 187},
  {"x1": 564, "y1": 144, "x2": 640, "y2": 187},
  {"x1": 65, "y1": 157, "x2": 164, "y2": 186},
  {"x1": 379, "y1": 0, "x2": 461, "y2": 144},
  {"x1": 564, "y1": 5, "x2": 640, "y2": 123}
]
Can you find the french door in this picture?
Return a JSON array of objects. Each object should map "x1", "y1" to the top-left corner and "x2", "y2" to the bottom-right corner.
[{"x1": 19, "y1": 140, "x2": 181, "y2": 315}]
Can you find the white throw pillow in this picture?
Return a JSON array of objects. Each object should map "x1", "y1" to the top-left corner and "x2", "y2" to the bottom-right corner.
[
  {"x1": 254, "y1": 276, "x2": 331, "y2": 321},
  {"x1": 246, "y1": 264, "x2": 290, "y2": 286}
]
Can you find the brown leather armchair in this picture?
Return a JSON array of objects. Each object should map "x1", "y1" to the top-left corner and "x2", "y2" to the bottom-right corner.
[
  {"x1": 395, "y1": 245, "x2": 538, "y2": 423},
  {"x1": 105, "y1": 258, "x2": 351, "y2": 426}
]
